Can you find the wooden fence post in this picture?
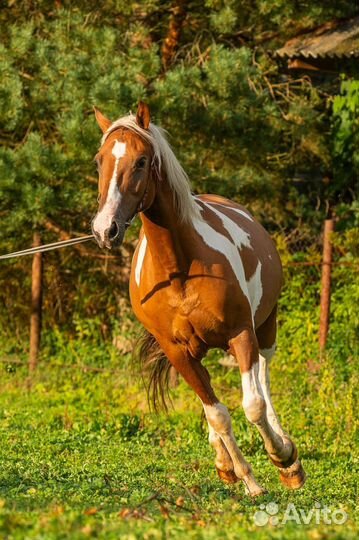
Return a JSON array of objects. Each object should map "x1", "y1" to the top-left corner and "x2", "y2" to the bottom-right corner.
[
  {"x1": 319, "y1": 219, "x2": 334, "y2": 353},
  {"x1": 29, "y1": 232, "x2": 43, "y2": 371}
]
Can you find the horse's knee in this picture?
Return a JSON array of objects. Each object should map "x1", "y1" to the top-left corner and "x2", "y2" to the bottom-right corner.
[
  {"x1": 242, "y1": 394, "x2": 266, "y2": 424},
  {"x1": 203, "y1": 402, "x2": 232, "y2": 435},
  {"x1": 208, "y1": 425, "x2": 221, "y2": 447}
]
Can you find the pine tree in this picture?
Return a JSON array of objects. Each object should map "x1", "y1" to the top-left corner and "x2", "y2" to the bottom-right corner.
[{"x1": 0, "y1": 1, "x2": 357, "y2": 338}]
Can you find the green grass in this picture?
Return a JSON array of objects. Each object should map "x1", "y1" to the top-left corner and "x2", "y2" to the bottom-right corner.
[
  {"x1": 0, "y1": 261, "x2": 357, "y2": 539},
  {"x1": 0, "y1": 339, "x2": 357, "y2": 540}
]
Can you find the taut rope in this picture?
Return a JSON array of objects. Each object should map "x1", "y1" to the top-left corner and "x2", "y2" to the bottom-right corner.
[{"x1": 0, "y1": 235, "x2": 94, "y2": 260}]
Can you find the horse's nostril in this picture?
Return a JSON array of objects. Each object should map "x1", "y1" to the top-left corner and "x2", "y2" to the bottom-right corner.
[{"x1": 108, "y1": 220, "x2": 120, "y2": 240}]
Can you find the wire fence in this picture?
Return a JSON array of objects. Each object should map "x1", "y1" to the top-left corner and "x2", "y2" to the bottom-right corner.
[
  {"x1": 0, "y1": 220, "x2": 357, "y2": 373},
  {"x1": 283, "y1": 260, "x2": 357, "y2": 267}
]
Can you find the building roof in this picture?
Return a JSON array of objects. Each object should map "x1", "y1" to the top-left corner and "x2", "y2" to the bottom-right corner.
[{"x1": 275, "y1": 16, "x2": 359, "y2": 60}]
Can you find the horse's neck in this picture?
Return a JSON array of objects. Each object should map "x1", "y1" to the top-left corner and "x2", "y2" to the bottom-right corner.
[{"x1": 140, "y1": 182, "x2": 190, "y2": 279}]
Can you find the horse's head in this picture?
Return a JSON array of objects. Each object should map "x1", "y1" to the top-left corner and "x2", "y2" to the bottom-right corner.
[{"x1": 92, "y1": 102, "x2": 156, "y2": 249}]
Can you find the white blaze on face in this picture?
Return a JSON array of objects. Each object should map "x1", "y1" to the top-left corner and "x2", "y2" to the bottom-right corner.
[{"x1": 92, "y1": 140, "x2": 127, "y2": 242}]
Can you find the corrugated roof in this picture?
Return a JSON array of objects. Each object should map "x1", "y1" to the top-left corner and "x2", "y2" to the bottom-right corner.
[{"x1": 275, "y1": 16, "x2": 359, "y2": 59}]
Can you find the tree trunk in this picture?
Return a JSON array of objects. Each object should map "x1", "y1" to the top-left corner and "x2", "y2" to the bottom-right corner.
[
  {"x1": 161, "y1": 0, "x2": 187, "y2": 70},
  {"x1": 29, "y1": 232, "x2": 43, "y2": 371},
  {"x1": 319, "y1": 219, "x2": 334, "y2": 352}
]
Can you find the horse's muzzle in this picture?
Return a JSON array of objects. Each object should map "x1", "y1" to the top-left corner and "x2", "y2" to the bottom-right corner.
[
  {"x1": 104, "y1": 219, "x2": 126, "y2": 249},
  {"x1": 92, "y1": 217, "x2": 126, "y2": 250}
]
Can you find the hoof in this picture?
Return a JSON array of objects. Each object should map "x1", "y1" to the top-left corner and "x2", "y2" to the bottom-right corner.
[
  {"x1": 279, "y1": 460, "x2": 306, "y2": 490},
  {"x1": 245, "y1": 485, "x2": 268, "y2": 498},
  {"x1": 243, "y1": 472, "x2": 267, "y2": 497},
  {"x1": 216, "y1": 466, "x2": 239, "y2": 484}
]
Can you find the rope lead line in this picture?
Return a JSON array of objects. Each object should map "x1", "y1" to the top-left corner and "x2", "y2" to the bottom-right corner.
[{"x1": 0, "y1": 235, "x2": 94, "y2": 260}]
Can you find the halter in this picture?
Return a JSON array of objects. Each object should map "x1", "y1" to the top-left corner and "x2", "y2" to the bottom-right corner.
[
  {"x1": 101, "y1": 125, "x2": 155, "y2": 230},
  {"x1": 124, "y1": 166, "x2": 153, "y2": 229}
]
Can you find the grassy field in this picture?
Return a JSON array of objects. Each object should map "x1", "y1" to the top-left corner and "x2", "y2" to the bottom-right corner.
[
  {"x1": 0, "y1": 262, "x2": 357, "y2": 539},
  {"x1": 0, "y1": 342, "x2": 357, "y2": 539}
]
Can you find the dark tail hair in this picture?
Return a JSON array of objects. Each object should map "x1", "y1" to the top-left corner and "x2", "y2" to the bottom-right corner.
[{"x1": 134, "y1": 329, "x2": 172, "y2": 412}]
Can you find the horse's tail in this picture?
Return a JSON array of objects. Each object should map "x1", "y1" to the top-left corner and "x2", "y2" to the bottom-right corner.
[{"x1": 134, "y1": 329, "x2": 172, "y2": 412}]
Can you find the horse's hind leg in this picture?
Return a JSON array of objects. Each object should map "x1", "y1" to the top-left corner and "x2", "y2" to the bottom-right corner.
[
  {"x1": 256, "y1": 306, "x2": 288, "y2": 438},
  {"x1": 156, "y1": 338, "x2": 265, "y2": 496},
  {"x1": 256, "y1": 307, "x2": 305, "y2": 488},
  {"x1": 229, "y1": 322, "x2": 306, "y2": 490}
]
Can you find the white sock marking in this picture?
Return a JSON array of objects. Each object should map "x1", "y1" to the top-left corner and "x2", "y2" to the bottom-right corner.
[
  {"x1": 258, "y1": 345, "x2": 285, "y2": 437},
  {"x1": 259, "y1": 344, "x2": 276, "y2": 360},
  {"x1": 241, "y1": 365, "x2": 265, "y2": 423},
  {"x1": 202, "y1": 401, "x2": 263, "y2": 492},
  {"x1": 202, "y1": 402, "x2": 232, "y2": 434}
]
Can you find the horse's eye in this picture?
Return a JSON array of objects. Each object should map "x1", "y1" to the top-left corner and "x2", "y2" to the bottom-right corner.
[{"x1": 135, "y1": 156, "x2": 147, "y2": 170}]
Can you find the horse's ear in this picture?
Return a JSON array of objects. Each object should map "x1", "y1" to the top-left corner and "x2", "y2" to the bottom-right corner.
[
  {"x1": 93, "y1": 106, "x2": 112, "y2": 133},
  {"x1": 136, "y1": 101, "x2": 150, "y2": 130}
]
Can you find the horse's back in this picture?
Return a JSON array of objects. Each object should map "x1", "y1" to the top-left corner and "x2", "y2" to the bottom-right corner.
[{"x1": 194, "y1": 194, "x2": 282, "y2": 329}]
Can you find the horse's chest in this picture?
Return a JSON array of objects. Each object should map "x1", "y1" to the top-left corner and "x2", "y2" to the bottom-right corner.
[{"x1": 131, "y1": 273, "x2": 242, "y2": 353}]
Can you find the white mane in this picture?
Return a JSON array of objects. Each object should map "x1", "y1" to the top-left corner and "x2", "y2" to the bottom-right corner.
[{"x1": 101, "y1": 115, "x2": 202, "y2": 224}]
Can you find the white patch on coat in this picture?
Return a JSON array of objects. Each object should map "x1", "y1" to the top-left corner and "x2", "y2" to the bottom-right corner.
[
  {"x1": 207, "y1": 203, "x2": 251, "y2": 249},
  {"x1": 247, "y1": 261, "x2": 263, "y2": 316},
  {"x1": 92, "y1": 140, "x2": 126, "y2": 241},
  {"x1": 192, "y1": 202, "x2": 263, "y2": 317},
  {"x1": 135, "y1": 235, "x2": 147, "y2": 286},
  {"x1": 192, "y1": 215, "x2": 250, "y2": 308},
  {"x1": 211, "y1": 202, "x2": 254, "y2": 222}
]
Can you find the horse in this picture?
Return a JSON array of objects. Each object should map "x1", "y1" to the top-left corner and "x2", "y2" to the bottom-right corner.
[{"x1": 91, "y1": 102, "x2": 306, "y2": 496}]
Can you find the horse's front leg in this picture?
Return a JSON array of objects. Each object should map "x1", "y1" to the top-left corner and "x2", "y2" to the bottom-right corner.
[
  {"x1": 201, "y1": 401, "x2": 265, "y2": 496},
  {"x1": 155, "y1": 337, "x2": 266, "y2": 496},
  {"x1": 229, "y1": 328, "x2": 306, "y2": 489},
  {"x1": 207, "y1": 424, "x2": 238, "y2": 484}
]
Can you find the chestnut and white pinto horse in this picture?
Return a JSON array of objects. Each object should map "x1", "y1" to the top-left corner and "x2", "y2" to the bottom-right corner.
[{"x1": 92, "y1": 102, "x2": 306, "y2": 496}]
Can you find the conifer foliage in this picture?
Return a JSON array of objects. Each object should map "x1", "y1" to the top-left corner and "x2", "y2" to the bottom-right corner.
[{"x1": 0, "y1": 1, "x2": 357, "y2": 335}]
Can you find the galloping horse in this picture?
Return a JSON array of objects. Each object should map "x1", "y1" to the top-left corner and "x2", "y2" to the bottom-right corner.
[{"x1": 92, "y1": 102, "x2": 306, "y2": 496}]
